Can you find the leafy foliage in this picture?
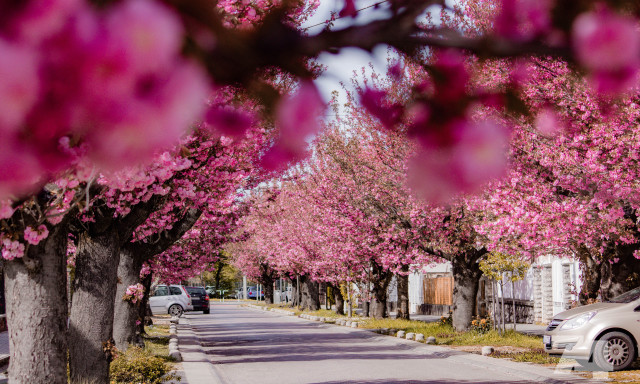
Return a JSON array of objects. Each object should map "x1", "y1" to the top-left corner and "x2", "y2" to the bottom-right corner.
[{"x1": 109, "y1": 346, "x2": 179, "y2": 384}]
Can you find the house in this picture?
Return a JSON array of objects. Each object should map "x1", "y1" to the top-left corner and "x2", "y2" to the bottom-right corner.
[{"x1": 401, "y1": 256, "x2": 582, "y2": 324}]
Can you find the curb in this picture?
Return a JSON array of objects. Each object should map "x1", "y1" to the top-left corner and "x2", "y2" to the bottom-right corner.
[{"x1": 168, "y1": 316, "x2": 181, "y2": 361}]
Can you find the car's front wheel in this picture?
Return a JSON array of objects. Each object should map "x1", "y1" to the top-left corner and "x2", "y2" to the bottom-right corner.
[
  {"x1": 593, "y1": 331, "x2": 635, "y2": 371},
  {"x1": 573, "y1": 359, "x2": 598, "y2": 371},
  {"x1": 168, "y1": 304, "x2": 184, "y2": 317}
]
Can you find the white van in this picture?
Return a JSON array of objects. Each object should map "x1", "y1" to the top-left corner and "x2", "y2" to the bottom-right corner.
[{"x1": 149, "y1": 284, "x2": 193, "y2": 317}]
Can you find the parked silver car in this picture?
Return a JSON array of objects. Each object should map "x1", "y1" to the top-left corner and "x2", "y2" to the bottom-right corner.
[
  {"x1": 544, "y1": 286, "x2": 640, "y2": 371},
  {"x1": 149, "y1": 284, "x2": 193, "y2": 317}
]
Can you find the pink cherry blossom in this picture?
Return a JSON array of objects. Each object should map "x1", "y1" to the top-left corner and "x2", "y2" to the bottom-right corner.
[
  {"x1": 339, "y1": 0, "x2": 357, "y2": 18},
  {"x1": 1, "y1": 239, "x2": 25, "y2": 260},
  {"x1": 0, "y1": 201, "x2": 14, "y2": 219},
  {"x1": 260, "y1": 81, "x2": 325, "y2": 170},
  {"x1": 204, "y1": 106, "x2": 255, "y2": 137},
  {"x1": 494, "y1": 0, "x2": 552, "y2": 41},
  {"x1": 23, "y1": 225, "x2": 50, "y2": 245},
  {"x1": 572, "y1": 7, "x2": 640, "y2": 94},
  {"x1": 0, "y1": 39, "x2": 40, "y2": 130}
]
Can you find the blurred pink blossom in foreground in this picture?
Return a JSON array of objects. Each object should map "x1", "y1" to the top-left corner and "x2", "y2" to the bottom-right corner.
[{"x1": 573, "y1": 6, "x2": 640, "y2": 95}]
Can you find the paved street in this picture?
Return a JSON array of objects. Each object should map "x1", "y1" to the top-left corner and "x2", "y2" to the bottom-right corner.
[{"x1": 177, "y1": 303, "x2": 594, "y2": 384}]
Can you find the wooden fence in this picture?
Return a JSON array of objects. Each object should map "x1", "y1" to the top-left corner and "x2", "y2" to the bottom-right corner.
[{"x1": 423, "y1": 276, "x2": 453, "y2": 305}]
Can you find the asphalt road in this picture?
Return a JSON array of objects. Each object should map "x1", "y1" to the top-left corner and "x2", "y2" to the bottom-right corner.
[{"x1": 178, "y1": 303, "x2": 595, "y2": 384}]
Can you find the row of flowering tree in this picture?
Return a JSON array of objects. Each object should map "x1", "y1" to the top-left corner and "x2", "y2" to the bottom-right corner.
[
  {"x1": 3, "y1": 0, "x2": 640, "y2": 382},
  {"x1": 228, "y1": 0, "x2": 640, "y2": 332}
]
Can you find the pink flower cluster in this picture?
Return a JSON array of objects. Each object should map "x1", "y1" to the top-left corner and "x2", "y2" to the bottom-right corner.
[
  {"x1": 23, "y1": 225, "x2": 49, "y2": 245},
  {"x1": 493, "y1": 1, "x2": 640, "y2": 95},
  {"x1": 0, "y1": 0, "x2": 209, "y2": 199},
  {"x1": 361, "y1": 52, "x2": 510, "y2": 204},
  {"x1": 0, "y1": 201, "x2": 13, "y2": 220},
  {"x1": 123, "y1": 283, "x2": 145, "y2": 304},
  {"x1": 260, "y1": 81, "x2": 326, "y2": 171},
  {"x1": 572, "y1": 6, "x2": 640, "y2": 95},
  {"x1": 1, "y1": 239, "x2": 25, "y2": 260}
]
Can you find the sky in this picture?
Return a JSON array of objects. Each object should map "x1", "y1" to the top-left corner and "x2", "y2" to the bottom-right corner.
[{"x1": 302, "y1": 1, "x2": 393, "y2": 109}]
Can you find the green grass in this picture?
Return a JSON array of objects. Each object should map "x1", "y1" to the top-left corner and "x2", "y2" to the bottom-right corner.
[
  {"x1": 142, "y1": 325, "x2": 174, "y2": 362},
  {"x1": 357, "y1": 318, "x2": 543, "y2": 349},
  {"x1": 490, "y1": 348, "x2": 562, "y2": 365}
]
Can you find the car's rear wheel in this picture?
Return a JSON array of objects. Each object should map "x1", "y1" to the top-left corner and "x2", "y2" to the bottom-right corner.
[
  {"x1": 203, "y1": 309, "x2": 210, "y2": 314},
  {"x1": 593, "y1": 331, "x2": 635, "y2": 371},
  {"x1": 168, "y1": 304, "x2": 184, "y2": 317}
]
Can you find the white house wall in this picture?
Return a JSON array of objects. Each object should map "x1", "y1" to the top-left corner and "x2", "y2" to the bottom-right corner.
[{"x1": 404, "y1": 256, "x2": 583, "y2": 323}]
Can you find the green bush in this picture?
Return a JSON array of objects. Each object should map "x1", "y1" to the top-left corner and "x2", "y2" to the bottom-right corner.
[
  {"x1": 110, "y1": 346, "x2": 179, "y2": 384},
  {"x1": 470, "y1": 317, "x2": 492, "y2": 334},
  {"x1": 438, "y1": 311, "x2": 453, "y2": 326}
]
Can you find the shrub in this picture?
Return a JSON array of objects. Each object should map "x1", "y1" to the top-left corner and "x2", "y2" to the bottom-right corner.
[
  {"x1": 110, "y1": 346, "x2": 179, "y2": 384},
  {"x1": 470, "y1": 317, "x2": 492, "y2": 334},
  {"x1": 438, "y1": 311, "x2": 452, "y2": 326}
]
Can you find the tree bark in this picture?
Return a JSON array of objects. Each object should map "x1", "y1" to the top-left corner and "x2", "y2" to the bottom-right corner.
[
  {"x1": 332, "y1": 284, "x2": 344, "y2": 315},
  {"x1": 69, "y1": 229, "x2": 120, "y2": 384},
  {"x1": 396, "y1": 265, "x2": 410, "y2": 320},
  {"x1": 290, "y1": 277, "x2": 299, "y2": 307},
  {"x1": 262, "y1": 278, "x2": 275, "y2": 305},
  {"x1": 511, "y1": 277, "x2": 516, "y2": 330},
  {"x1": 214, "y1": 260, "x2": 224, "y2": 292},
  {"x1": 138, "y1": 272, "x2": 154, "y2": 335},
  {"x1": 113, "y1": 208, "x2": 201, "y2": 351},
  {"x1": 299, "y1": 275, "x2": 320, "y2": 311},
  {"x1": 577, "y1": 247, "x2": 601, "y2": 304},
  {"x1": 500, "y1": 282, "x2": 506, "y2": 333},
  {"x1": 4, "y1": 221, "x2": 70, "y2": 384},
  {"x1": 600, "y1": 243, "x2": 640, "y2": 300},
  {"x1": 450, "y1": 249, "x2": 484, "y2": 331},
  {"x1": 113, "y1": 247, "x2": 145, "y2": 350},
  {"x1": 370, "y1": 262, "x2": 392, "y2": 319}
]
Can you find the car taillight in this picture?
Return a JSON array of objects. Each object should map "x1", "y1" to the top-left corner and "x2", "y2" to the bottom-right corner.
[{"x1": 204, "y1": 296, "x2": 209, "y2": 300}]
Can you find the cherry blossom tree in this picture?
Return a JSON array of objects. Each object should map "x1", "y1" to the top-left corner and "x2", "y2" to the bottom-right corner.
[{"x1": 3, "y1": 0, "x2": 640, "y2": 382}]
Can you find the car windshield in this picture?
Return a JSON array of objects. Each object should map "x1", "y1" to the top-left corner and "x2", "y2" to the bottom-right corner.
[
  {"x1": 187, "y1": 287, "x2": 206, "y2": 295},
  {"x1": 608, "y1": 286, "x2": 640, "y2": 303}
]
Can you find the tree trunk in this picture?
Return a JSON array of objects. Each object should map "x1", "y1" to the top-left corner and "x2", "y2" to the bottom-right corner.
[
  {"x1": 370, "y1": 263, "x2": 392, "y2": 319},
  {"x1": 500, "y1": 282, "x2": 506, "y2": 334},
  {"x1": 69, "y1": 229, "x2": 120, "y2": 384},
  {"x1": 113, "y1": 247, "x2": 144, "y2": 351},
  {"x1": 396, "y1": 266, "x2": 410, "y2": 320},
  {"x1": 577, "y1": 247, "x2": 601, "y2": 304},
  {"x1": 4, "y1": 222, "x2": 69, "y2": 384},
  {"x1": 491, "y1": 280, "x2": 497, "y2": 330},
  {"x1": 290, "y1": 277, "x2": 299, "y2": 307},
  {"x1": 138, "y1": 271, "x2": 154, "y2": 336},
  {"x1": 600, "y1": 243, "x2": 640, "y2": 300},
  {"x1": 214, "y1": 261, "x2": 224, "y2": 292},
  {"x1": 511, "y1": 278, "x2": 516, "y2": 331},
  {"x1": 263, "y1": 279, "x2": 275, "y2": 305},
  {"x1": 300, "y1": 276, "x2": 320, "y2": 311},
  {"x1": 450, "y1": 250, "x2": 484, "y2": 331},
  {"x1": 332, "y1": 284, "x2": 344, "y2": 315}
]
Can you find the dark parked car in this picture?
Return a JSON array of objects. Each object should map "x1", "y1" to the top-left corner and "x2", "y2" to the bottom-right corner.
[{"x1": 185, "y1": 286, "x2": 210, "y2": 314}]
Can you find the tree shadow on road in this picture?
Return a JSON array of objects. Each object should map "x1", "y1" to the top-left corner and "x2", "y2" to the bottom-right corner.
[{"x1": 310, "y1": 380, "x2": 539, "y2": 384}]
